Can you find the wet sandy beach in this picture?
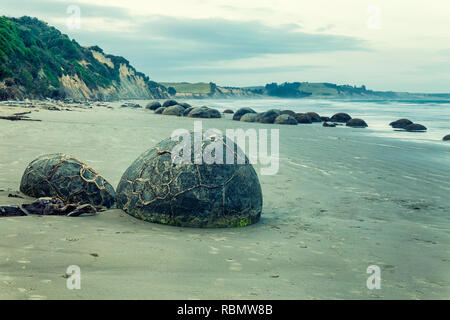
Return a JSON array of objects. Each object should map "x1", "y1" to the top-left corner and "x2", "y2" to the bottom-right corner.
[{"x1": 0, "y1": 102, "x2": 449, "y2": 299}]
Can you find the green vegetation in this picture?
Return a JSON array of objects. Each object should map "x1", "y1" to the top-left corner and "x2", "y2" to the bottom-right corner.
[
  {"x1": 0, "y1": 16, "x2": 165, "y2": 100},
  {"x1": 261, "y1": 82, "x2": 370, "y2": 98},
  {"x1": 160, "y1": 82, "x2": 212, "y2": 94}
]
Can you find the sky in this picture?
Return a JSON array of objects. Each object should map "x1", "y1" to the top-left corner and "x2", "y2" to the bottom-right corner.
[{"x1": 2, "y1": 0, "x2": 450, "y2": 92}]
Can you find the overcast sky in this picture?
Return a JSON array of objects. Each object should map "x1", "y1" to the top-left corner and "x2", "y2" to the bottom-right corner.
[{"x1": 2, "y1": 0, "x2": 450, "y2": 92}]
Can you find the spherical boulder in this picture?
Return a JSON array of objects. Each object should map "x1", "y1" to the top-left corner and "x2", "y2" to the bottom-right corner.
[
  {"x1": 256, "y1": 109, "x2": 282, "y2": 124},
  {"x1": 294, "y1": 113, "x2": 312, "y2": 124},
  {"x1": 116, "y1": 133, "x2": 263, "y2": 228},
  {"x1": 146, "y1": 101, "x2": 161, "y2": 110},
  {"x1": 390, "y1": 119, "x2": 413, "y2": 129},
  {"x1": 240, "y1": 113, "x2": 258, "y2": 122},
  {"x1": 274, "y1": 114, "x2": 298, "y2": 125},
  {"x1": 346, "y1": 118, "x2": 368, "y2": 128},
  {"x1": 20, "y1": 154, "x2": 116, "y2": 208},
  {"x1": 233, "y1": 107, "x2": 256, "y2": 121},
  {"x1": 443, "y1": 135, "x2": 450, "y2": 141},
  {"x1": 223, "y1": 109, "x2": 234, "y2": 114},
  {"x1": 331, "y1": 113, "x2": 352, "y2": 123},
  {"x1": 306, "y1": 112, "x2": 322, "y2": 122},
  {"x1": 154, "y1": 107, "x2": 166, "y2": 114},
  {"x1": 281, "y1": 110, "x2": 296, "y2": 117},
  {"x1": 405, "y1": 123, "x2": 427, "y2": 132},
  {"x1": 162, "y1": 105, "x2": 185, "y2": 116},
  {"x1": 162, "y1": 100, "x2": 178, "y2": 108},
  {"x1": 188, "y1": 107, "x2": 221, "y2": 118}
]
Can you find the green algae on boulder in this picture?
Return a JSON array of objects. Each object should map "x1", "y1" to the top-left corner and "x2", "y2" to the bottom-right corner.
[
  {"x1": 20, "y1": 154, "x2": 116, "y2": 208},
  {"x1": 116, "y1": 133, "x2": 263, "y2": 228}
]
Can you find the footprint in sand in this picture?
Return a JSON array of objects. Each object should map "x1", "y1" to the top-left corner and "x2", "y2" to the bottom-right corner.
[
  {"x1": 208, "y1": 246, "x2": 220, "y2": 255},
  {"x1": 226, "y1": 259, "x2": 243, "y2": 271}
]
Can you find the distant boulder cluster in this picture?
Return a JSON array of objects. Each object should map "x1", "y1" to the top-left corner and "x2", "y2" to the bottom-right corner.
[{"x1": 145, "y1": 100, "x2": 448, "y2": 140}]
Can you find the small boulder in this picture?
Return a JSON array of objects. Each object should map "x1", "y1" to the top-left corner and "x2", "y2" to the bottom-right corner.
[
  {"x1": 233, "y1": 107, "x2": 256, "y2": 121},
  {"x1": 281, "y1": 110, "x2": 296, "y2": 117},
  {"x1": 188, "y1": 106, "x2": 221, "y2": 118},
  {"x1": 306, "y1": 112, "x2": 322, "y2": 122},
  {"x1": 405, "y1": 123, "x2": 427, "y2": 132},
  {"x1": 323, "y1": 122, "x2": 337, "y2": 127},
  {"x1": 162, "y1": 105, "x2": 185, "y2": 116},
  {"x1": 346, "y1": 118, "x2": 368, "y2": 128},
  {"x1": 331, "y1": 113, "x2": 352, "y2": 123},
  {"x1": 274, "y1": 114, "x2": 298, "y2": 125},
  {"x1": 162, "y1": 100, "x2": 178, "y2": 108},
  {"x1": 240, "y1": 113, "x2": 258, "y2": 122},
  {"x1": 146, "y1": 101, "x2": 161, "y2": 110},
  {"x1": 223, "y1": 109, "x2": 234, "y2": 114},
  {"x1": 320, "y1": 116, "x2": 331, "y2": 122},
  {"x1": 256, "y1": 109, "x2": 282, "y2": 124},
  {"x1": 390, "y1": 119, "x2": 413, "y2": 129},
  {"x1": 443, "y1": 135, "x2": 450, "y2": 141},
  {"x1": 294, "y1": 113, "x2": 312, "y2": 124},
  {"x1": 154, "y1": 107, "x2": 166, "y2": 114}
]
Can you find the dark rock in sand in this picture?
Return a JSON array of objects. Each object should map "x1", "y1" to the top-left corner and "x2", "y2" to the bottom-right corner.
[
  {"x1": 281, "y1": 110, "x2": 296, "y2": 117},
  {"x1": 405, "y1": 123, "x2": 427, "y2": 132},
  {"x1": 223, "y1": 109, "x2": 234, "y2": 114},
  {"x1": 154, "y1": 107, "x2": 166, "y2": 114},
  {"x1": 146, "y1": 101, "x2": 161, "y2": 110},
  {"x1": 162, "y1": 100, "x2": 178, "y2": 108},
  {"x1": 320, "y1": 116, "x2": 331, "y2": 122},
  {"x1": 162, "y1": 105, "x2": 185, "y2": 116},
  {"x1": 323, "y1": 122, "x2": 337, "y2": 127},
  {"x1": 274, "y1": 114, "x2": 298, "y2": 125},
  {"x1": 188, "y1": 106, "x2": 221, "y2": 118},
  {"x1": 331, "y1": 113, "x2": 352, "y2": 123},
  {"x1": 233, "y1": 107, "x2": 256, "y2": 121},
  {"x1": 178, "y1": 102, "x2": 191, "y2": 109},
  {"x1": 443, "y1": 135, "x2": 450, "y2": 141},
  {"x1": 121, "y1": 103, "x2": 142, "y2": 109},
  {"x1": 256, "y1": 109, "x2": 282, "y2": 124},
  {"x1": 116, "y1": 133, "x2": 263, "y2": 228},
  {"x1": 306, "y1": 112, "x2": 322, "y2": 122},
  {"x1": 20, "y1": 154, "x2": 116, "y2": 208},
  {"x1": 294, "y1": 113, "x2": 312, "y2": 124},
  {"x1": 390, "y1": 118, "x2": 413, "y2": 129},
  {"x1": 346, "y1": 118, "x2": 368, "y2": 128},
  {"x1": 240, "y1": 113, "x2": 258, "y2": 122}
]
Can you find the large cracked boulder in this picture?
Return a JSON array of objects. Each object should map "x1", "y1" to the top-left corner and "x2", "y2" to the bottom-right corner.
[
  {"x1": 390, "y1": 119, "x2": 413, "y2": 129},
  {"x1": 162, "y1": 100, "x2": 178, "y2": 108},
  {"x1": 346, "y1": 118, "x2": 368, "y2": 128},
  {"x1": 188, "y1": 106, "x2": 221, "y2": 118},
  {"x1": 331, "y1": 113, "x2": 352, "y2": 123},
  {"x1": 20, "y1": 154, "x2": 116, "y2": 208},
  {"x1": 274, "y1": 114, "x2": 298, "y2": 125},
  {"x1": 116, "y1": 133, "x2": 263, "y2": 228},
  {"x1": 256, "y1": 109, "x2": 282, "y2": 124},
  {"x1": 146, "y1": 101, "x2": 161, "y2": 110},
  {"x1": 162, "y1": 105, "x2": 185, "y2": 116},
  {"x1": 240, "y1": 113, "x2": 258, "y2": 122}
]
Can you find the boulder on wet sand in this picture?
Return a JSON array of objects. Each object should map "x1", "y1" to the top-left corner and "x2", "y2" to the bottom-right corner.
[
  {"x1": 223, "y1": 109, "x2": 234, "y2": 114},
  {"x1": 323, "y1": 122, "x2": 337, "y2": 127},
  {"x1": 116, "y1": 133, "x2": 263, "y2": 228},
  {"x1": 154, "y1": 107, "x2": 166, "y2": 114},
  {"x1": 346, "y1": 118, "x2": 368, "y2": 128},
  {"x1": 188, "y1": 106, "x2": 221, "y2": 118},
  {"x1": 390, "y1": 118, "x2": 413, "y2": 129},
  {"x1": 146, "y1": 101, "x2": 161, "y2": 110},
  {"x1": 162, "y1": 105, "x2": 185, "y2": 116},
  {"x1": 443, "y1": 135, "x2": 450, "y2": 141},
  {"x1": 233, "y1": 107, "x2": 256, "y2": 121},
  {"x1": 20, "y1": 154, "x2": 116, "y2": 208},
  {"x1": 256, "y1": 109, "x2": 282, "y2": 124},
  {"x1": 274, "y1": 114, "x2": 298, "y2": 125},
  {"x1": 331, "y1": 113, "x2": 352, "y2": 123},
  {"x1": 405, "y1": 123, "x2": 427, "y2": 132},
  {"x1": 121, "y1": 103, "x2": 142, "y2": 108},
  {"x1": 178, "y1": 102, "x2": 191, "y2": 109},
  {"x1": 294, "y1": 113, "x2": 312, "y2": 124},
  {"x1": 306, "y1": 112, "x2": 322, "y2": 122},
  {"x1": 240, "y1": 113, "x2": 258, "y2": 122},
  {"x1": 281, "y1": 110, "x2": 296, "y2": 117},
  {"x1": 162, "y1": 100, "x2": 178, "y2": 108}
]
